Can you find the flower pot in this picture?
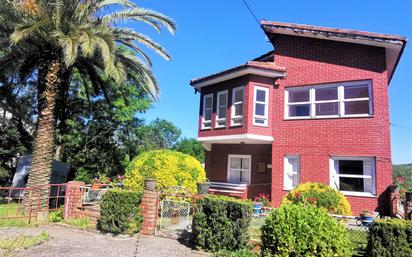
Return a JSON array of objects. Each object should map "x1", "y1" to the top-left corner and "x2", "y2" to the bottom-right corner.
[
  {"x1": 360, "y1": 216, "x2": 374, "y2": 227},
  {"x1": 406, "y1": 192, "x2": 412, "y2": 202},
  {"x1": 197, "y1": 182, "x2": 210, "y2": 195},
  {"x1": 253, "y1": 202, "x2": 263, "y2": 215},
  {"x1": 144, "y1": 179, "x2": 157, "y2": 191},
  {"x1": 91, "y1": 183, "x2": 102, "y2": 190}
]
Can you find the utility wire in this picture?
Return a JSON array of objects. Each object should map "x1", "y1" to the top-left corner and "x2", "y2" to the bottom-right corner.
[
  {"x1": 241, "y1": 0, "x2": 261, "y2": 26},
  {"x1": 391, "y1": 123, "x2": 412, "y2": 130}
]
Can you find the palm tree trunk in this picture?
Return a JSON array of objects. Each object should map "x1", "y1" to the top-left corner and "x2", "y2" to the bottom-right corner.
[{"x1": 24, "y1": 59, "x2": 61, "y2": 220}]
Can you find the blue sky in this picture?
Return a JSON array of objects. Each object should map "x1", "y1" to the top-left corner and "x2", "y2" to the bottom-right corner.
[{"x1": 133, "y1": 0, "x2": 412, "y2": 164}]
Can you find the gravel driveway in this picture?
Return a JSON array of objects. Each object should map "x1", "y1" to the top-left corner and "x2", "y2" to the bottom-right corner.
[{"x1": 0, "y1": 225, "x2": 209, "y2": 257}]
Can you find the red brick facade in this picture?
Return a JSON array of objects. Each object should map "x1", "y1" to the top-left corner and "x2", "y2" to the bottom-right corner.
[{"x1": 197, "y1": 33, "x2": 395, "y2": 215}]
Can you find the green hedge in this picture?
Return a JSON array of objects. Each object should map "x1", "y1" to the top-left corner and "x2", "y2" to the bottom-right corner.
[
  {"x1": 261, "y1": 204, "x2": 353, "y2": 257},
  {"x1": 192, "y1": 195, "x2": 253, "y2": 252},
  {"x1": 367, "y1": 219, "x2": 412, "y2": 257},
  {"x1": 97, "y1": 189, "x2": 143, "y2": 235}
]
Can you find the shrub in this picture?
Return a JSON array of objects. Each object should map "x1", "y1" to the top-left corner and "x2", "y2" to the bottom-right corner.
[
  {"x1": 213, "y1": 249, "x2": 257, "y2": 257},
  {"x1": 97, "y1": 189, "x2": 143, "y2": 235},
  {"x1": 48, "y1": 210, "x2": 63, "y2": 223},
  {"x1": 193, "y1": 195, "x2": 253, "y2": 252},
  {"x1": 367, "y1": 219, "x2": 412, "y2": 257},
  {"x1": 261, "y1": 204, "x2": 353, "y2": 257},
  {"x1": 281, "y1": 182, "x2": 352, "y2": 215},
  {"x1": 124, "y1": 149, "x2": 206, "y2": 194}
]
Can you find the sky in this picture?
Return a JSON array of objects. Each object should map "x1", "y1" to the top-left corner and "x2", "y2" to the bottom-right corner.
[{"x1": 130, "y1": 0, "x2": 412, "y2": 164}]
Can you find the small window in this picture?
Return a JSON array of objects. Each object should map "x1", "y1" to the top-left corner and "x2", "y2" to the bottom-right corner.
[
  {"x1": 227, "y1": 155, "x2": 251, "y2": 184},
  {"x1": 330, "y1": 157, "x2": 376, "y2": 196},
  {"x1": 285, "y1": 80, "x2": 373, "y2": 119},
  {"x1": 253, "y1": 86, "x2": 269, "y2": 126},
  {"x1": 231, "y1": 86, "x2": 244, "y2": 126},
  {"x1": 216, "y1": 90, "x2": 228, "y2": 128},
  {"x1": 284, "y1": 156, "x2": 300, "y2": 190},
  {"x1": 202, "y1": 94, "x2": 213, "y2": 129}
]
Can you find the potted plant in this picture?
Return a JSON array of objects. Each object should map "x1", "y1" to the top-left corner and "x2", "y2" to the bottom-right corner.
[
  {"x1": 144, "y1": 178, "x2": 157, "y2": 191},
  {"x1": 359, "y1": 211, "x2": 378, "y2": 226},
  {"x1": 254, "y1": 193, "x2": 270, "y2": 215},
  {"x1": 197, "y1": 179, "x2": 211, "y2": 195},
  {"x1": 91, "y1": 177, "x2": 102, "y2": 190}
]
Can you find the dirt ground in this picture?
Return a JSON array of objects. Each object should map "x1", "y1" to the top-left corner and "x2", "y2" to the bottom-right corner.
[{"x1": 0, "y1": 225, "x2": 209, "y2": 257}]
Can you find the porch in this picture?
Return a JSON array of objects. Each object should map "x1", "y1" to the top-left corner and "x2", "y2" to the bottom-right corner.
[{"x1": 203, "y1": 143, "x2": 272, "y2": 200}]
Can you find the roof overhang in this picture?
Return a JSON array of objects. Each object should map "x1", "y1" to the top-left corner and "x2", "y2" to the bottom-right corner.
[
  {"x1": 198, "y1": 134, "x2": 273, "y2": 151},
  {"x1": 261, "y1": 21, "x2": 407, "y2": 84},
  {"x1": 190, "y1": 61, "x2": 286, "y2": 90}
]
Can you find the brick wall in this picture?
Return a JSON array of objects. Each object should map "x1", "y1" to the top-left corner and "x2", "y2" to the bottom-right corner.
[{"x1": 270, "y1": 35, "x2": 392, "y2": 215}]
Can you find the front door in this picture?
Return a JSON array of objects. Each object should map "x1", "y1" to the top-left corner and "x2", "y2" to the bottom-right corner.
[{"x1": 227, "y1": 155, "x2": 251, "y2": 184}]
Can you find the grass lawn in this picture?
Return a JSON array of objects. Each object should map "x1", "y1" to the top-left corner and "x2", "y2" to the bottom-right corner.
[
  {"x1": 64, "y1": 218, "x2": 95, "y2": 230},
  {"x1": 0, "y1": 203, "x2": 34, "y2": 227},
  {"x1": 0, "y1": 231, "x2": 49, "y2": 256}
]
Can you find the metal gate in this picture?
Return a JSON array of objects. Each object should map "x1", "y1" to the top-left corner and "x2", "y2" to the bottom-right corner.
[{"x1": 155, "y1": 186, "x2": 192, "y2": 238}]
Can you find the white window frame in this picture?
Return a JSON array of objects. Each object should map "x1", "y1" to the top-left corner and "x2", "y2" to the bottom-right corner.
[
  {"x1": 231, "y1": 86, "x2": 245, "y2": 127},
  {"x1": 202, "y1": 93, "x2": 213, "y2": 130},
  {"x1": 329, "y1": 156, "x2": 376, "y2": 197},
  {"x1": 227, "y1": 154, "x2": 251, "y2": 184},
  {"x1": 284, "y1": 155, "x2": 300, "y2": 190},
  {"x1": 253, "y1": 86, "x2": 269, "y2": 126},
  {"x1": 285, "y1": 80, "x2": 373, "y2": 119},
  {"x1": 215, "y1": 90, "x2": 228, "y2": 128}
]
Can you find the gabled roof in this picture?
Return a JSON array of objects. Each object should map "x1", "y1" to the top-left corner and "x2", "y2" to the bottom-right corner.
[
  {"x1": 190, "y1": 61, "x2": 286, "y2": 89},
  {"x1": 261, "y1": 20, "x2": 407, "y2": 83}
]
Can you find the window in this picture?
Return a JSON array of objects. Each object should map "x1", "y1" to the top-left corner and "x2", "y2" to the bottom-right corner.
[
  {"x1": 284, "y1": 156, "x2": 300, "y2": 190},
  {"x1": 253, "y1": 86, "x2": 269, "y2": 126},
  {"x1": 216, "y1": 90, "x2": 228, "y2": 128},
  {"x1": 330, "y1": 157, "x2": 376, "y2": 196},
  {"x1": 202, "y1": 94, "x2": 213, "y2": 129},
  {"x1": 227, "y1": 155, "x2": 251, "y2": 184},
  {"x1": 231, "y1": 86, "x2": 244, "y2": 126},
  {"x1": 285, "y1": 80, "x2": 373, "y2": 119}
]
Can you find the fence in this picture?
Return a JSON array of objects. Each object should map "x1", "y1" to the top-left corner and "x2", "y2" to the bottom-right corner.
[{"x1": 0, "y1": 184, "x2": 66, "y2": 224}]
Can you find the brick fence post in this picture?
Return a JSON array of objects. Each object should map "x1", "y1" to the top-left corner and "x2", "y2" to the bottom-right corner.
[
  {"x1": 64, "y1": 181, "x2": 85, "y2": 220},
  {"x1": 140, "y1": 189, "x2": 160, "y2": 235},
  {"x1": 389, "y1": 190, "x2": 400, "y2": 217}
]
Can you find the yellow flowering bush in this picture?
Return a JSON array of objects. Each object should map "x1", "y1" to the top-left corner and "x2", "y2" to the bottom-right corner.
[
  {"x1": 124, "y1": 150, "x2": 206, "y2": 194},
  {"x1": 281, "y1": 182, "x2": 352, "y2": 215}
]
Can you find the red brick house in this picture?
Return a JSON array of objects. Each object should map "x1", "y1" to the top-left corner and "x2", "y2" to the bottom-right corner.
[{"x1": 190, "y1": 21, "x2": 407, "y2": 215}]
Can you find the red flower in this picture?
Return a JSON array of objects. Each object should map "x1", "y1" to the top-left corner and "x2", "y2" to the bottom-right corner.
[
  {"x1": 107, "y1": 177, "x2": 112, "y2": 181},
  {"x1": 294, "y1": 192, "x2": 301, "y2": 198}
]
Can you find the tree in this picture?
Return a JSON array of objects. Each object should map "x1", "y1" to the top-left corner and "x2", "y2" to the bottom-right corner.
[
  {"x1": 174, "y1": 138, "x2": 205, "y2": 163},
  {"x1": 0, "y1": 0, "x2": 175, "y2": 210}
]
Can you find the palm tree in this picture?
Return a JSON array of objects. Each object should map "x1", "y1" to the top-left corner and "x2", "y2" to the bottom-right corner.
[{"x1": 0, "y1": 0, "x2": 175, "y2": 214}]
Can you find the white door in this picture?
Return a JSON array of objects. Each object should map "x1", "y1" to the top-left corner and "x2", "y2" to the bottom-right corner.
[{"x1": 227, "y1": 155, "x2": 251, "y2": 184}]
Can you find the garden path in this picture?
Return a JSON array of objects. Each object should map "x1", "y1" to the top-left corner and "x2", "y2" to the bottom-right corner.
[{"x1": 0, "y1": 225, "x2": 209, "y2": 257}]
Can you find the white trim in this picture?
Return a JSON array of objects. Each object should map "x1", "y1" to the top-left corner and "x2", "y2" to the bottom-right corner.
[
  {"x1": 329, "y1": 156, "x2": 376, "y2": 196},
  {"x1": 202, "y1": 93, "x2": 213, "y2": 129},
  {"x1": 192, "y1": 67, "x2": 285, "y2": 89},
  {"x1": 253, "y1": 86, "x2": 269, "y2": 126},
  {"x1": 215, "y1": 90, "x2": 228, "y2": 128},
  {"x1": 285, "y1": 80, "x2": 373, "y2": 119},
  {"x1": 227, "y1": 154, "x2": 252, "y2": 184},
  {"x1": 198, "y1": 134, "x2": 274, "y2": 142},
  {"x1": 231, "y1": 86, "x2": 245, "y2": 126}
]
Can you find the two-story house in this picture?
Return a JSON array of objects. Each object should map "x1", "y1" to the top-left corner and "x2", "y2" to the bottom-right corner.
[{"x1": 189, "y1": 21, "x2": 407, "y2": 214}]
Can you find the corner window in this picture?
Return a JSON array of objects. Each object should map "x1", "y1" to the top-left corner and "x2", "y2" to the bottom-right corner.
[
  {"x1": 202, "y1": 94, "x2": 213, "y2": 129},
  {"x1": 216, "y1": 90, "x2": 228, "y2": 128},
  {"x1": 227, "y1": 155, "x2": 251, "y2": 184},
  {"x1": 284, "y1": 156, "x2": 300, "y2": 190},
  {"x1": 231, "y1": 86, "x2": 244, "y2": 126},
  {"x1": 330, "y1": 157, "x2": 376, "y2": 196},
  {"x1": 253, "y1": 86, "x2": 269, "y2": 126},
  {"x1": 285, "y1": 80, "x2": 373, "y2": 119}
]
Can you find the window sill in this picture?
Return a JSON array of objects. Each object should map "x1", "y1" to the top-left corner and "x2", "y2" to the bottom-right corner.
[
  {"x1": 230, "y1": 124, "x2": 243, "y2": 128},
  {"x1": 214, "y1": 126, "x2": 226, "y2": 130},
  {"x1": 341, "y1": 191, "x2": 377, "y2": 198},
  {"x1": 200, "y1": 128, "x2": 212, "y2": 131},
  {"x1": 284, "y1": 115, "x2": 374, "y2": 121}
]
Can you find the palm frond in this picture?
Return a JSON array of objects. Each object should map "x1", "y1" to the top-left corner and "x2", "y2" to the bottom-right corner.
[
  {"x1": 115, "y1": 39, "x2": 152, "y2": 66},
  {"x1": 97, "y1": 0, "x2": 136, "y2": 8},
  {"x1": 10, "y1": 20, "x2": 48, "y2": 45},
  {"x1": 114, "y1": 29, "x2": 171, "y2": 61}
]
